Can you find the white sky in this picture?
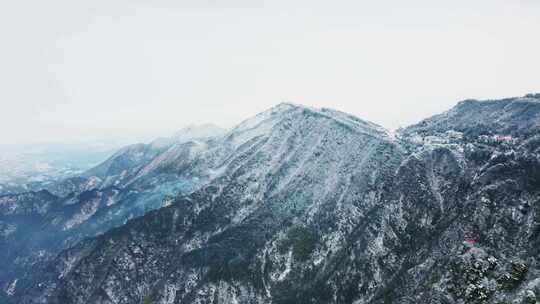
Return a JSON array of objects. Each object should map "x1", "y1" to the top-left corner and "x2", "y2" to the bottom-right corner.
[{"x1": 1, "y1": 0, "x2": 539, "y2": 146}]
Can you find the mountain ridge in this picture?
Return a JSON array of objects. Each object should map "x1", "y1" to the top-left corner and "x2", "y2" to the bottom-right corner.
[{"x1": 2, "y1": 94, "x2": 540, "y2": 304}]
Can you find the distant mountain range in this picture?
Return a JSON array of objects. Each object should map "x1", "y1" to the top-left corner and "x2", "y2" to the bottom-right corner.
[
  {"x1": 0, "y1": 125, "x2": 225, "y2": 196},
  {"x1": 0, "y1": 141, "x2": 122, "y2": 194},
  {"x1": 2, "y1": 95, "x2": 540, "y2": 304}
]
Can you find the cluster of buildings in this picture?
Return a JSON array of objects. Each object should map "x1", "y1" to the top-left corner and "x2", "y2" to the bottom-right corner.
[
  {"x1": 407, "y1": 130, "x2": 517, "y2": 146},
  {"x1": 408, "y1": 130, "x2": 464, "y2": 145},
  {"x1": 478, "y1": 134, "x2": 516, "y2": 144}
]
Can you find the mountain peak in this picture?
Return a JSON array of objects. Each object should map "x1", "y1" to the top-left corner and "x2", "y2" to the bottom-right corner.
[
  {"x1": 150, "y1": 124, "x2": 225, "y2": 149},
  {"x1": 225, "y1": 103, "x2": 390, "y2": 151},
  {"x1": 404, "y1": 94, "x2": 540, "y2": 137},
  {"x1": 271, "y1": 101, "x2": 306, "y2": 111},
  {"x1": 455, "y1": 93, "x2": 540, "y2": 109},
  {"x1": 173, "y1": 123, "x2": 224, "y2": 141}
]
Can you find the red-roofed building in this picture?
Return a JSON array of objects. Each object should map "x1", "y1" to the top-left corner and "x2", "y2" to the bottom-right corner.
[{"x1": 464, "y1": 238, "x2": 478, "y2": 245}]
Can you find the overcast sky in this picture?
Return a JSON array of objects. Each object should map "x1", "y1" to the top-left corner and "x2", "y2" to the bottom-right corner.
[{"x1": 1, "y1": 0, "x2": 539, "y2": 146}]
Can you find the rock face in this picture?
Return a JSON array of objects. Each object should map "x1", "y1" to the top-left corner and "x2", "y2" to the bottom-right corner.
[{"x1": 3, "y1": 96, "x2": 540, "y2": 304}]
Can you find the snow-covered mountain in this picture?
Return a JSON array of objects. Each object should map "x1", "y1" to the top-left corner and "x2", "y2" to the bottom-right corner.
[
  {"x1": 0, "y1": 124, "x2": 227, "y2": 302},
  {"x1": 402, "y1": 93, "x2": 540, "y2": 138},
  {"x1": 151, "y1": 123, "x2": 225, "y2": 149},
  {"x1": 3, "y1": 96, "x2": 540, "y2": 304}
]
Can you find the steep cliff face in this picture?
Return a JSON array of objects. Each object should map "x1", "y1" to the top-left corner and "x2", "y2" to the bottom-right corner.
[{"x1": 6, "y1": 96, "x2": 540, "y2": 304}]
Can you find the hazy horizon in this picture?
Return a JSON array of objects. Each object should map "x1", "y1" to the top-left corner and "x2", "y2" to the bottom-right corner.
[{"x1": 2, "y1": 0, "x2": 539, "y2": 146}]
